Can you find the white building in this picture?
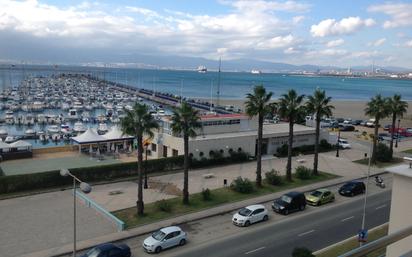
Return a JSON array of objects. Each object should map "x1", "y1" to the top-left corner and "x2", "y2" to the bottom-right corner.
[{"x1": 150, "y1": 113, "x2": 329, "y2": 159}]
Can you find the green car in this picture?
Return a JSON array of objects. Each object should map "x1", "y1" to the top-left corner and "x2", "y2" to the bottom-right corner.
[{"x1": 306, "y1": 189, "x2": 335, "y2": 206}]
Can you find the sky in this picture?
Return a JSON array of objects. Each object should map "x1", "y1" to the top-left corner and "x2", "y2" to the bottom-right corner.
[{"x1": 0, "y1": 0, "x2": 412, "y2": 68}]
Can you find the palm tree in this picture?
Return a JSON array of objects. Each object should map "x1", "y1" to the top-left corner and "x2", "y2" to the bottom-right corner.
[
  {"x1": 278, "y1": 89, "x2": 305, "y2": 181},
  {"x1": 387, "y1": 94, "x2": 408, "y2": 156},
  {"x1": 171, "y1": 102, "x2": 201, "y2": 205},
  {"x1": 364, "y1": 94, "x2": 390, "y2": 163},
  {"x1": 245, "y1": 85, "x2": 274, "y2": 187},
  {"x1": 120, "y1": 103, "x2": 159, "y2": 215},
  {"x1": 306, "y1": 89, "x2": 334, "y2": 176}
]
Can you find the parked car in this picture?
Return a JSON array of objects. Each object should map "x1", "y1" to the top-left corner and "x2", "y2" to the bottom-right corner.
[
  {"x1": 339, "y1": 125, "x2": 355, "y2": 131},
  {"x1": 383, "y1": 124, "x2": 392, "y2": 131},
  {"x1": 366, "y1": 119, "x2": 376, "y2": 127},
  {"x1": 80, "y1": 243, "x2": 131, "y2": 257},
  {"x1": 351, "y1": 120, "x2": 363, "y2": 125},
  {"x1": 306, "y1": 189, "x2": 335, "y2": 206},
  {"x1": 232, "y1": 204, "x2": 269, "y2": 227},
  {"x1": 272, "y1": 191, "x2": 306, "y2": 215},
  {"x1": 338, "y1": 138, "x2": 351, "y2": 149},
  {"x1": 143, "y1": 226, "x2": 187, "y2": 253},
  {"x1": 339, "y1": 181, "x2": 365, "y2": 197},
  {"x1": 360, "y1": 120, "x2": 367, "y2": 126}
]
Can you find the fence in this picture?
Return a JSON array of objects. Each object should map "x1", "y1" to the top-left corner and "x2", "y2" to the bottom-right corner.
[{"x1": 75, "y1": 190, "x2": 125, "y2": 231}]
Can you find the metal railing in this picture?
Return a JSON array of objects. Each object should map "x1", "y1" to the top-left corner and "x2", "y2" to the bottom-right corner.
[
  {"x1": 75, "y1": 191, "x2": 125, "y2": 231},
  {"x1": 339, "y1": 225, "x2": 412, "y2": 257}
]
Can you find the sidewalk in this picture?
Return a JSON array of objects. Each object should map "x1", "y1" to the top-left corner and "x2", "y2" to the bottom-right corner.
[{"x1": 24, "y1": 175, "x2": 355, "y2": 257}]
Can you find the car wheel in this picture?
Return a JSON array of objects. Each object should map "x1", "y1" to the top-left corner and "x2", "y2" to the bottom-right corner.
[
  {"x1": 179, "y1": 239, "x2": 186, "y2": 246},
  {"x1": 284, "y1": 209, "x2": 289, "y2": 215},
  {"x1": 244, "y1": 221, "x2": 251, "y2": 227},
  {"x1": 316, "y1": 201, "x2": 321, "y2": 206},
  {"x1": 155, "y1": 246, "x2": 162, "y2": 253},
  {"x1": 262, "y1": 215, "x2": 268, "y2": 222},
  {"x1": 300, "y1": 205, "x2": 305, "y2": 211},
  {"x1": 351, "y1": 192, "x2": 355, "y2": 197}
]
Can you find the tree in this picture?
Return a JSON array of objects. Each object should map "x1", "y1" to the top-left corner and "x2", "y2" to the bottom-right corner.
[
  {"x1": 305, "y1": 89, "x2": 334, "y2": 176},
  {"x1": 365, "y1": 94, "x2": 390, "y2": 163},
  {"x1": 171, "y1": 102, "x2": 201, "y2": 205},
  {"x1": 278, "y1": 89, "x2": 305, "y2": 181},
  {"x1": 387, "y1": 94, "x2": 408, "y2": 156},
  {"x1": 120, "y1": 103, "x2": 159, "y2": 215},
  {"x1": 245, "y1": 85, "x2": 274, "y2": 187},
  {"x1": 292, "y1": 247, "x2": 315, "y2": 257}
]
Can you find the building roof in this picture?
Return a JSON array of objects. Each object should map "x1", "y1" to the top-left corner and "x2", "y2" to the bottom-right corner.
[
  {"x1": 385, "y1": 164, "x2": 412, "y2": 178},
  {"x1": 192, "y1": 123, "x2": 315, "y2": 141},
  {"x1": 71, "y1": 128, "x2": 106, "y2": 144},
  {"x1": 200, "y1": 113, "x2": 249, "y2": 120}
]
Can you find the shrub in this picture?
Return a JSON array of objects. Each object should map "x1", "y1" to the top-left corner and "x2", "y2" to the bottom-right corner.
[
  {"x1": 376, "y1": 143, "x2": 392, "y2": 162},
  {"x1": 319, "y1": 139, "x2": 333, "y2": 150},
  {"x1": 362, "y1": 131, "x2": 368, "y2": 136},
  {"x1": 276, "y1": 144, "x2": 289, "y2": 157},
  {"x1": 295, "y1": 166, "x2": 312, "y2": 180},
  {"x1": 201, "y1": 188, "x2": 212, "y2": 201},
  {"x1": 292, "y1": 247, "x2": 315, "y2": 257},
  {"x1": 230, "y1": 177, "x2": 254, "y2": 194},
  {"x1": 265, "y1": 169, "x2": 282, "y2": 185},
  {"x1": 155, "y1": 199, "x2": 172, "y2": 212}
]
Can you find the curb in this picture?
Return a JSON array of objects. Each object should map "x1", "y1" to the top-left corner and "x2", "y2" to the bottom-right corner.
[
  {"x1": 24, "y1": 171, "x2": 389, "y2": 257},
  {"x1": 313, "y1": 223, "x2": 389, "y2": 255}
]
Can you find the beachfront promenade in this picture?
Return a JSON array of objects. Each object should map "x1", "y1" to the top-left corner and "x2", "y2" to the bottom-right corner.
[{"x1": 0, "y1": 135, "x2": 397, "y2": 257}]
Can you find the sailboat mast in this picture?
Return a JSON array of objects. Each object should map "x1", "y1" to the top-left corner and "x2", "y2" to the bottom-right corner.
[{"x1": 216, "y1": 57, "x2": 221, "y2": 109}]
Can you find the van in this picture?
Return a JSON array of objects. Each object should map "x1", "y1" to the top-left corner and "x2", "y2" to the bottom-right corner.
[{"x1": 272, "y1": 191, "x2": 306, "y2": 215}]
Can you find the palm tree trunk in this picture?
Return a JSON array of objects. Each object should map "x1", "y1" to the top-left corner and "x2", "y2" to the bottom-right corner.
[
  {"x1": 286, "y1": 120, "x2": 294, "y2": 181},
  {"x1": 183, "y1": 134, "x2": 189, "y2": 205},
  {"x1": 389, "y1": 114, "x2": 396, "y2": 158},
  {"x1": 136, "y1": 135, "x2": 144, "y2": 215},
  {"x1": 256, "y1": 114, "x2": 263, "y2": 187},
  {"x1": 313, "y1": 116, "x2": 320, "y2": 176},
  {"x1": 372, "y1": 119, "x2": 379, "y2": 163}
]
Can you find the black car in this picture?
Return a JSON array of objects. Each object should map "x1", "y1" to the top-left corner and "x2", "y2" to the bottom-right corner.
[
  {"x1": 80, "y1": 243, "x2": 131, "y2": 257},
  {"x1": 351, "y1": 120, "x2": 363, "y2": 125},
  {"x1": 272, "y1": 191, "x2": 306, "y2": 215},
  {"x1": 339, "y1": 125, "x2": 355, "y2": 131},
  {"x1": 338, "y1": 181, "x2": 365, "y2": 197}
]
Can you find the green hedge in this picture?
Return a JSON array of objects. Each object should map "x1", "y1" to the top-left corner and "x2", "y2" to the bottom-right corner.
[
  {"x1": 0, "y1": 152, "x2": 252, "y2": 195},
  {"x1": 0, "y1": 156, "x2": 184, "y2": 194}
]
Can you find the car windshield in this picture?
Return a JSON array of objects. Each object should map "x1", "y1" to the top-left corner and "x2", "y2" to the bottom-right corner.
[
  {"x1": 85, "y1": 248, "x2": 101, "y2": 257},
  {"x1": 311, "y1": 191, "x2": 323, "y2": 197},
  {"x1": 340, "y1": 140, "x2": 348, "y2": 144},
  {"x1": 152, "y1": 230, "x2": 166, "y2": 241},
  {"x1": 238, "y1": 208, "x2": 252, "y2": 216},
  {"x1": 343, "y1": 183, "x2": 355, "y2": 189},
  {"x1": 281, "y1": 195, "x2": 292, "y2": 203}
]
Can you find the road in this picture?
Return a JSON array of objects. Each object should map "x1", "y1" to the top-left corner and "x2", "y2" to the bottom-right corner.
[
  {"x1": 163, "y1": 190, "x2": 391, "y2": 257},
  {"x1": 106, "y1": 175, "x2": 391, "y2": 257}
]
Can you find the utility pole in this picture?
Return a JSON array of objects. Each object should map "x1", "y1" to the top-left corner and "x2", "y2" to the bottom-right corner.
[{"x1": 216, "y1": 57, "x2": 221, "y2": 110}]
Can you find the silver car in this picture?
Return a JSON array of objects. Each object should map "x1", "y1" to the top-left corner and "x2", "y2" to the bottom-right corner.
[{"x1": 143, "y1": 226, "x2": 187, "y2": 253}]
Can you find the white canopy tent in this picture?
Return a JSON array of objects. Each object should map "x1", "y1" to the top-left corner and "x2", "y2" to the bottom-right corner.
[
  {"x1": 71, "y1": 128, "x2": 106, "y2": 144},
  {"x1": 102, "y1": 126, "x2": 134, "y2": 141},
  {"x1": 9, "y1": 140, "x2": 32, "y2": 151}
]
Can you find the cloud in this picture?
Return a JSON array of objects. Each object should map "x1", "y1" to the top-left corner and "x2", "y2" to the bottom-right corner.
[
  {"x1": 368, "y1": 3, "x2": 412, "y2": 28},
  {"x1": 292, "y1": 16, "x2": 304, "y2": 24},
  {"x1": 229, "y1": 0, "x2": 311, "y2": 13},
  {"x1": 326, "y1": 39, "x2": 344, "y2": 47},
  {"x1": 310, "y1": 17, "x2": 375, "y2": 37},
  {"x1": 306, "y1": 48, "x2": 348, "y2": 57},
  {"x1": 367, "y1": 38, "x2": 386, "y2": 47},
  {"x1": 405, "y1": 40, "x2": 412, "y2": 48}
]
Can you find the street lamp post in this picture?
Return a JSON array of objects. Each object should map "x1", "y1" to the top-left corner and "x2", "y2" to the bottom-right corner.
[
  {"x1": 360, "y1": 143, "x2": 373, "y2": 246},
  {"x1": 336, "y1": 128, "x2": 341, "y2": 157},
  {"x1": 60, "y1": 169, "x2": 92, "y2": 257},
  {"x1": 395, "y1": 119, "x2": 400, "y2": 148}
]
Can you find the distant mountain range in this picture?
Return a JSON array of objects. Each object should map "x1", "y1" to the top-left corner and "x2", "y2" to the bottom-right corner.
[{"x1": 1, "y1": 53, "x2": 411, "y2": 73}]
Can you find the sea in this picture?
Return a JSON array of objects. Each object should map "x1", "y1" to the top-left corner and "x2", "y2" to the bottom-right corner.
[{"x1": 1, "y1": 65, "x2": 412, "y2": 101}]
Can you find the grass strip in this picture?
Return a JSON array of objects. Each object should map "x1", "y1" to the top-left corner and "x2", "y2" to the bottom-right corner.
[
  {"x1": 113, "y1": 172, "x2": 337, "y2": 229},
  {"x1": 316, "y1": 224, "x2": 388, "y2": 257},
  {"x1": 353, "y1": 157, "x2": 404, "y2": 168}
]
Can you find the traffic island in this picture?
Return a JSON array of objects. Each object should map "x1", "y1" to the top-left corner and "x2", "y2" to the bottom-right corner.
[{"x1": 113, "y1": 172, "x2": 337, "y2": 228}]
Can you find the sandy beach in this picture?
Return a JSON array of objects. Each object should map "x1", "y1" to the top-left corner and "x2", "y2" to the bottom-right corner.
[{"x1": 206, "y1": 98, "x2": 412, "y2": 127}]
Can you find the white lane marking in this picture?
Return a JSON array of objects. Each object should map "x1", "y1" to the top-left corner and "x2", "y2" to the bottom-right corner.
[
  {"x1": 298, "y1": 229, "x2": 315, "y2": 237},
  {"x1": 376, "y1": 204, "x2": 387, "y2": 210},
  {"x1": 245, "y1": 247, "x2": 265, "y2": 255},
  {"x1": 341, "y1": 216, "x2": 355, "y2": 222}
]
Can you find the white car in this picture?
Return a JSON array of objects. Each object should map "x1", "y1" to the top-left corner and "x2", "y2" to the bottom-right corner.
[
  {"x1": 338, "y1": 138, "x2": 351, "y2": 149},
  {"x1": 232, "y1": 204, "x2": 269, "y2": 227},
  {"x1": 143, "y1": 226, "x2": 187, "y2": 253}
]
